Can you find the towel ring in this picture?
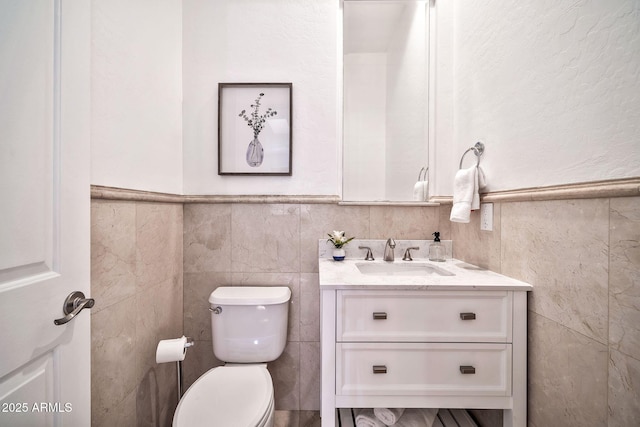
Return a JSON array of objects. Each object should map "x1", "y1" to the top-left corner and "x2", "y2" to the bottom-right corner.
[
  {"x1": 417, "y1": 166, "x2": 428, "y2": 181},
  {"x1": 459, "y1": 141, "x2": 485, "y2": 169}
]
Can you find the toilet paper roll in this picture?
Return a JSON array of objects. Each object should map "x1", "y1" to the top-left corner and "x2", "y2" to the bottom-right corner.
[{"x1": 156, "y1": 336, "x2": 188, "y2": 364}]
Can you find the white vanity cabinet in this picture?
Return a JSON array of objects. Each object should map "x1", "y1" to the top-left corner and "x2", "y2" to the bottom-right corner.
[
  {"x1": 319, "y1": 258, "x2": 532, "y2": 427},
  {"x1": 336, "y1": 290, "x2": 512, "y2": 398}
]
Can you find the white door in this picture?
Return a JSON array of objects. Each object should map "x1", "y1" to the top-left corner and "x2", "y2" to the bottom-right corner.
[{"x1": 0, "y1": 1, "x2": 91, "y2": 426}]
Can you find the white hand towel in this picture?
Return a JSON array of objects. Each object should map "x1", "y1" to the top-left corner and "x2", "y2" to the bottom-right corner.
[
  {"x1": 394, "y1": 408, "x2": 438, "y2": 427},
  {"x1": 355, "y1": 408, "x2": 386, "y2": 427},
  {"x1": 471, "y1": 166, "x2": 487, "y2": 210},
  {"x1": 374, "y1": 408, "x2": 405, "y2": 425},
  {"x1": 450, "y1": 166, "x2": 477, "y2": 223},
  {"x1": 413, "y1": 181, "x2": 428, "y2": 201}
]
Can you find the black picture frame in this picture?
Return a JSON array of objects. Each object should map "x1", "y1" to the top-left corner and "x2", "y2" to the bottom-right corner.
[{"x1": 218, "y1": 83, "x2": 292, "y2": 175}]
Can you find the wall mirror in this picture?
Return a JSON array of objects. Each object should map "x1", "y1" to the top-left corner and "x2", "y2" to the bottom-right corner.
[{"x1": 342, "y1": 0, "x2": 430, "y2": 202}]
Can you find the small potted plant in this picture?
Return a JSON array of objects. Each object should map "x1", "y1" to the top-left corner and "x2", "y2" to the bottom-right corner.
[{"x1": 327, "y1": 230, "x2": 354, "y2": 261}]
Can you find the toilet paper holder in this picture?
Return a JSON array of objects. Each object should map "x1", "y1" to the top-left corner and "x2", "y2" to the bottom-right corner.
[
  {"x1": 156, "y1": 336, "x2": 195, "y2": 402},
  {"x1": 176, "y1": 337, "x2": 194, "y2": 400}
]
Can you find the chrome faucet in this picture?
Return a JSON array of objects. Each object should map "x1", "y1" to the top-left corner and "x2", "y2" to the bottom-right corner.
[
  {"x1": 359, "y1": 246, "x2": 375, "y2": 261},
  {"x1": 383, "y1": 238, "x2": 396, "y2": 261}
]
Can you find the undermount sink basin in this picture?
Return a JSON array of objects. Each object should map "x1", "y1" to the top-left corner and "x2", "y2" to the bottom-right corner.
[{"x1": 356, "y1": 262, "x2": 455, "y2": 277}]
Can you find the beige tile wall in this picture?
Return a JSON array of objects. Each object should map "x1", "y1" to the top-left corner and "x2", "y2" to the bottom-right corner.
[
  {"x1": 91, "y1": 200, "x2": 183, "y2": 427},
  {"x1": 182, "y1": 203, "x2": 443, "y2": 411},
  {"x1": 91, "y1": 196, "x2": 639, "y2": 426},
  {"x1": 449, "y1": 196, "x2": 640, "y2": 427}
]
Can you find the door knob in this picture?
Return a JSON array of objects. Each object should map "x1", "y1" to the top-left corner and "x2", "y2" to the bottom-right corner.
[{"x1": 54, "y1": 291, "x2": 95, "y2": 325}]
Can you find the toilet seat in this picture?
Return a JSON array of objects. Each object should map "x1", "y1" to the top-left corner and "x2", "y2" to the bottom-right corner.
[{"x1": 173, "y1": 365, "x2": 274, "y2": 427}]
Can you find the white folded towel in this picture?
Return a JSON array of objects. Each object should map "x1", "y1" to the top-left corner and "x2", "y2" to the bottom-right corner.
[
  {"x1": 394, "y1": 408, "x2": 438, "y2": 427},
  {"x1": 413, "y1": 181, "x2": 428, "y2": 201},
  {"x1": 450, "y1": 166, "x2": 486, "y2": 223},
  {"x1": 471, "y1": 166, "x2": 486, "y2": 210},
  {"x1": 450, "y1": 166, "x2": 476, "y2": 223},
  {"x1": 355, "y1": 408, "x2": 386, "y2": 427},
  {"x1": 374, "y1": 408, "x2": 405, "y2": 425}
]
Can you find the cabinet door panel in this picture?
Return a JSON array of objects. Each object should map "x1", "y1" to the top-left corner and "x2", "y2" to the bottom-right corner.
[
  {"x1": 336, "y1": 342, "x2": 511, "y2": 396},
  {"x1": 337, "y1": 290, "x2": 512, "y2": 342}
]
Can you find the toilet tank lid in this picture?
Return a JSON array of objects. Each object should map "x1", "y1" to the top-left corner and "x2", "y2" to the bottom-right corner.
[{"x1": 209, "y1": 286, "x2": 291, "y2": 305}]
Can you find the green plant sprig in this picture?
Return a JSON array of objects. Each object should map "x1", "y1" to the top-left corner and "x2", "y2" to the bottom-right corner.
[
  {"x1": 327, "y1": 230, "x2": 355, "y2": 249},
  {"x1": 238, "y1": 93, "x2": 278, "y2": 138}
]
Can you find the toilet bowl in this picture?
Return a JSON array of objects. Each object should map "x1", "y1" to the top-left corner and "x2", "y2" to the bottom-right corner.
[
  {"x1": 173, "y1": 365, "x2": 274, "y2": 427},
  {"x1": 172, "y1": 286, "x2": 291, "y2": 427}
]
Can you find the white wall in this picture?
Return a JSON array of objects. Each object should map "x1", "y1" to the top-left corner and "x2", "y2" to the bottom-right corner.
[
  {"x1": 433, "y1": 0, "x2": 640, "y2": 195},
  {"x1": 91, "y1": 0, "x2": 183, "y2": 194},
  {"x1": 88, "y1": 0, "x2": 639, "y2": 197},
  {"x1": 385, "y1": 2, "x2": 428, "y2": 200},
  {"x1": 182, "y1": 0, "x2": 340, "y2": 196},
  {"x1": 343, "y1": 54, "x2": 387, "y2": 201}
]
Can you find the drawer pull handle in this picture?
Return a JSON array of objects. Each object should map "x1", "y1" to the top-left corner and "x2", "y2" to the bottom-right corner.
[
  {"x1": 460, "y1": 312, "x2": 476, "y2": 320},
  {"x1": 372, "y1": 365, "x2": 387, "y2": 374},
  {"x1": 372, "y1": 312, "x2": 387, "y2": 320},
  {"x1": 460, "y1": 365, "x2": 476, "y2": 374}
]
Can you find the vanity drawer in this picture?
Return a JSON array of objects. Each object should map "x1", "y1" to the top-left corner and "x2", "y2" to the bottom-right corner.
[
  {"x1": 337, "y1": 290, "x2": 512, "y2": 343},
  {"x1": 336, "y1": 342, "x2": 511, "y2": 397}
]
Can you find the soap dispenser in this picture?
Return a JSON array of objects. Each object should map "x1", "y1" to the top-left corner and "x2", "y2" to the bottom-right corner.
[{"x1": 429, "y1": 231, "x2": 445, "y2": 262}]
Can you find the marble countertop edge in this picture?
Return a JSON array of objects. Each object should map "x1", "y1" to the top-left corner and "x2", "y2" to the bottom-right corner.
[{"x1": 318, "y1": 258, "x2": 533, "y2": 291}]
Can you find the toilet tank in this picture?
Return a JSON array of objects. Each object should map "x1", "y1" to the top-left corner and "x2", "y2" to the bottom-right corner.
[{"x1": 209, "y1": 286, "x2": 291, "y2": 363}]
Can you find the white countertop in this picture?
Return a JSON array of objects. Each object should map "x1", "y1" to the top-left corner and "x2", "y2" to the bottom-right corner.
[{"x1": 318, "y1": 258, "x2": 533, "y2": 291}]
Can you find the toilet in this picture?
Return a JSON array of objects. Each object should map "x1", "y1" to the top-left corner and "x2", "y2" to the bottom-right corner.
[{"x1": 173, "y1": 286, "x2": 291, "y2": 427}]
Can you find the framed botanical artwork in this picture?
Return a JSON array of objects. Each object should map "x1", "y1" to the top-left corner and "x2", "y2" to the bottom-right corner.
[{"x1": 218, "y1": 83, "x2": 292, "y2": 175}]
